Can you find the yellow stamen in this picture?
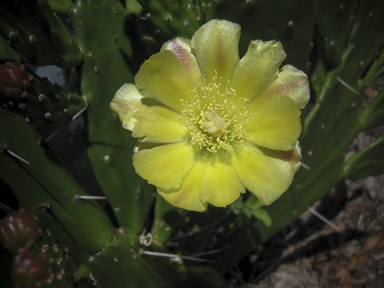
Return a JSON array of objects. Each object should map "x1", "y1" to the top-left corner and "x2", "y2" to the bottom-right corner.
[{"x1": 181, "y1": 73, "x2": 249, "y2": 153}]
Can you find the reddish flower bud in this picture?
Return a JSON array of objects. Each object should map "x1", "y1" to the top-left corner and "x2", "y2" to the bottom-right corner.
[
  {"x1": 0, "y1": 61, "x2": 31, "y2": 102},
  {"x1": 12, "y1": 250, "x2": 51, "y2": 287},
  {"x1": 0, "y1": 209, "x2": 41, "y2": 252}
]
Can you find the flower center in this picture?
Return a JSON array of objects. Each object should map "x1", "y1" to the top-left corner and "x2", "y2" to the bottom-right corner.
[
  {"x1": 181, "y1": 73, "x2": 249, "y2": 153},
  {"x1": 202, "y1": 110, "x2": 226, "y2": 133}
]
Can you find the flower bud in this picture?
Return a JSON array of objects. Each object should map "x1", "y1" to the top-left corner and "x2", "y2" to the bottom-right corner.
[
  {"x1": 12, "y1": 250, "x2": 51, "y2": 287},
  {"x1": 0, "y1": 209, "x2": 41, "y2": 252},
  {"x1": 0, "y1": 61, "x2": 31, "y2": 102}
]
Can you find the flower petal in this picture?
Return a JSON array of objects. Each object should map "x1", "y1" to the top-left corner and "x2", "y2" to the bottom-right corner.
[
  {"x1": 133, "y1": 141, "x2": 197, "y2": 190},
  {"x1": 111, "y1": 84, "x2": 188, "y2": 143},
  {"x1": 199, "y1": 152, "x2": 245, "y2": 207},
  {"x1": 191, "y1": 19, "x2": 240, "y2": 88},
  {"x1": 158, "y1": 160, "x2": 207, "y2": 212},
  {"x1": 292, "y1": 141, "x2": 303, "y2": 172},
  {"x1": 161, "y1": 37, "x2": 202, "y2": 87},
  {"x1": 135, "y1": 50, "x2": 194, "y2": 112},
  {"x1": 244, "y1": 94, "x2": 302, "y2": 151},
  {"x1": 255, "y1": 141, "x2": 303, "y2": 173},
  {"x1": 257, "y1": 65, "x2": 310, "y2": 109},
  {"x1": 230, "y1": 40, "x2": 286, "y2": 102},
  {"x1": 232, "y1": 143, "x2": 295, "y2": 205}
]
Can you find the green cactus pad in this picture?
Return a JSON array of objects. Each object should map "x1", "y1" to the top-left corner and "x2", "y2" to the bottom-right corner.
[
  {"x1": 0, "y1": 108, "x2": 114, "y2": 254},
  {"x1": 137, "y1": 0, "x2": 209, "y2": 39},
  {"x1": 70, "y1": 0, "x2": 154, "y2": 233},
  {"x1": 343, "y1": 133, "x2": 384, "y2": 180},
  {"x1": 74, "y1": 233, "x2": 168, "y2": 288},
  {"x1": 0, "y1": 62, "x2": 86, "y2": 126},
  {"x1": 0, "y1": 0, "x2": 82, "y2": 68}
]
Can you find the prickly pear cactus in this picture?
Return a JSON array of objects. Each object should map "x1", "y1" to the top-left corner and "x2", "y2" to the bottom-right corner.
[
  {"x1": 0, "y1": 0, "x2": 82, "y2": 68},
  {"x1": 1, "y1": 209, "x2": 78, "y2": 288},
  {"x1": 0, "y1": 61, "x2": 85, "y2": 125},
  {"x1": 1, "y1": 0, "x2": 383, "y2": 287}
]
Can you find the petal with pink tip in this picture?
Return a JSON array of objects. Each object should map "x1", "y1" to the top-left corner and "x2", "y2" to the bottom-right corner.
[{"x1": 135, "y1": 50, "x2": 194, "y2": 112}]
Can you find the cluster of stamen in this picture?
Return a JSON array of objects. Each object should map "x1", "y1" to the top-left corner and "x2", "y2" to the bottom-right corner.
[{"x1": 180, "y1": 74, "x2": 249, "y2": 153}]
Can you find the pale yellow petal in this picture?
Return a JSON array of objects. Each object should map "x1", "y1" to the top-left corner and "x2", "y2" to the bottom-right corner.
[
  {"x1": 111, "y1": 84, "x2": 188, "y2": 143},
  {"x1": 255, "y1": 142, "x2": 303, "y2": 173},
  {"x1": 133, "y1": 142, "x2": 196, "y2": 190},
  {"x1": 257, "y1": 65, "x2": 310, "y2": 109},
  {"x1": 199, "y1": 152, "x2": 245, "y2": 207},
  {"x1": 135, "y1": 50, "x2": 194, "y2": 112},
  {"x1": 161, "y1": 37, "x2": 202, "y2": 87},
  {"x1": 230, "y1": 40, "x2": 286, "y2": 102},
  {"x1": 244, "y1": 95, "x2": 302, "y2": 151},
  {"x1": 158, "y1": 161, "x2": 207, "y2": 212},
  {"x1": 232, "y1": 143, "x2": 294, "y2": 205},
  {"x1": 191, "y1": 19, "x2": 240, "y2": 89}
]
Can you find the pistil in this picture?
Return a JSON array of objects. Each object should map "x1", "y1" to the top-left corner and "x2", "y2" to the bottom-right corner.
[{"x1": 202, "y1": 110, "x2": 226, "y2": 133}]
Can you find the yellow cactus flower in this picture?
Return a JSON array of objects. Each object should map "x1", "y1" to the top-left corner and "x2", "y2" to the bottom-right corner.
[{"x1": 111, "y1": 19, "x2": 309, "y2": 212}]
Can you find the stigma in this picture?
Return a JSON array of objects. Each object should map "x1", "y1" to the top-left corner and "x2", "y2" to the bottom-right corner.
[{"x1": 202, "y1": 110, "x2": 226, "y2": 133}]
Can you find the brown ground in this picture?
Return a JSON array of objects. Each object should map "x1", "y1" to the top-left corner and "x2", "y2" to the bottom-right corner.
[
  {"x1": 254, "y1": 175, "x2": 384, "y2": 288},
  {"x1": 226, "y1": 147, "x2": 384, "y2": 287}
]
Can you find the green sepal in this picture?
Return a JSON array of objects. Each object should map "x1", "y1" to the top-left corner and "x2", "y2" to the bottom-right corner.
[{"x1": 231, "y1": 196, "x2": 272, "y2": 227}]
